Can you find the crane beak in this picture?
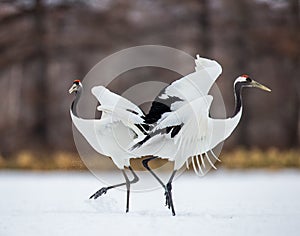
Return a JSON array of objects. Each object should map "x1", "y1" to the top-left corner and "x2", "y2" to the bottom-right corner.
[
  {"x1": 251, "y1": 80, "x2": 271, "y2": 92},
  {"x1": 69, "y1": 84, "x2": 77, "y2": 94}
]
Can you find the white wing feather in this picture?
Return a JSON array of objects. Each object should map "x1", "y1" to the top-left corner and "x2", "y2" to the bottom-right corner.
[
  {"x1": 92, "y1": 85, "x2": 146, "y2": 138},
  {"x1": 70, "y1": 86, "x2": 148, "y2": 169},
  {"x1": 91, "y1": 86, "x2": 144, "y2": 117},
  {"x1": 159, "y1": 56, "x2": 222, "y2": 111},
  {"x1": 97, "y1": 105, "x2": 145, "y2": 138},
  {"x1": 74, "y1": 57, "x2": 237, "y2": 172},
  {"x1": 131, "y1": 56, "x2": 242, "y2": 173},
  {"x1": 154, "y1": 95, "x2": 213, "y2": 132},
  {"x1": 207, "y1": 110, "x2": 242, "y2": 150},
  {"x1": 70, "y1": 110, "x2": 112, "y2": 155}
]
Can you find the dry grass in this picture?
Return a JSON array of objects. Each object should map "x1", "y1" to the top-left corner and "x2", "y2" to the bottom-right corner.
[
  {"x1": 0, "y1": 151, "x2": 87, "y2": 170},
  {"x1": 0, "y1": 148, "x2": 299, "y2": 170},
  {"x1": 221, "y1": 148, "x2": 300, "y2": 169}
]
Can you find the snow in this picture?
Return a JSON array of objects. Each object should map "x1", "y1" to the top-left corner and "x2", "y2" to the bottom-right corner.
[{"x1": 1, "y1": 170, "x2": 300, "y2": 236}]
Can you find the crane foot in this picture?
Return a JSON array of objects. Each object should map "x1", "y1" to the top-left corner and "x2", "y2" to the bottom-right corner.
[
  {"x1": 164, "y1": 182, "x2": 172, "y2": 208},
  {"x1": 164, "y1": 183, "x2": 176, "y2": 215},
  {"x1": 89, "y1": 187, "x2": 108, "y2": 199}
]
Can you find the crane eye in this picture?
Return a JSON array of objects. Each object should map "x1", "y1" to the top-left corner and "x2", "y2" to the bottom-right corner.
[{"x1": 246, "y1": 77, "x2": 252, "y2": 82}]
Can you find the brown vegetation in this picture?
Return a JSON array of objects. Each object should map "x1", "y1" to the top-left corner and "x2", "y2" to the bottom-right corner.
[{"x1": 0, "y1": 148, "x2": 299, "y2": 170}]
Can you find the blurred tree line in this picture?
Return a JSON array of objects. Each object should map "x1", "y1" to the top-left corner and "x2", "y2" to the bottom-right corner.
[{"x1": 0, "y1": 0, "x2": 299, "y2": 158}]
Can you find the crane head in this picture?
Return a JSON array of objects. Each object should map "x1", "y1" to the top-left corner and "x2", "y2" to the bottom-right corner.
[
  {"x1": 235, "y1": 75, "x2": 271, "y2": 92},
  {"x1": 69, "y1": 80, "x2": 82, "y2": 94}
]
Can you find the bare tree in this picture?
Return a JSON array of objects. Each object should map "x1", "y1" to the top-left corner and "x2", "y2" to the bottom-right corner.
[
  {"x1": 288, "y1": 0, "x2": 300, "y2": 147},
  {"x1": 225, "y1": 0, "x2": 252, "y2": 147},
  {"x1": 198, "y1": 0, "x2": 211, "y2": 57},
  {"x1": 31, "y1": 0, "x2": 49, "y2": 151}
]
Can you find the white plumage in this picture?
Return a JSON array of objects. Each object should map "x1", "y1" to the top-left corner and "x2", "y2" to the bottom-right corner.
[
  {"x1": 69, "y1": 82, "x2": 146, "y2": 213},
  {"x1": 70, "y1": 85, "x2": 145, "y2": 169},
  {"x1": 130, "y1": 55, "x2": 270, "y2": 216},
  {"x1": 132, "y1": 55, "x2": 241, "y2": 173},
  {"x1": 69, "y1": 55, "x2": 270, "y2": 216}
]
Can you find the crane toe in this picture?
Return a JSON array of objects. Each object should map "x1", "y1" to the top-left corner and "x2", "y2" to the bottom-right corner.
[{"x1": 89, "y1": 187, "x2": 108, "y2": 199}]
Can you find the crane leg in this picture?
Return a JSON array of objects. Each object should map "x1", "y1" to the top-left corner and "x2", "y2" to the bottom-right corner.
[
  {"x1": 89, "y1": 166, "x2": 139, "y2": 200},
  {"x1": 122, "y1": 170, "x2": 131, "y2": 213},
  {"x1": 142, "y1": 156, "x2": 176, "y2": 216},
  {"x1": 165, "y1": 170, "x2": 177, "y2": 216},
  {"x1": 142, "y1": 156, "x2": 166, "y2": 187}
]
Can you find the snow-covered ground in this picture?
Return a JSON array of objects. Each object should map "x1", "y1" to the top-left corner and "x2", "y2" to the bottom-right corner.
[{"x1": 1, "y1": 170, "x2": 300, "y2": 236}]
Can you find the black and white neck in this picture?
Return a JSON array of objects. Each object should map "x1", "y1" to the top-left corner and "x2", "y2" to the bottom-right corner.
[
  {"x1": 70, "y1": 82, "x2": 83, "y2": 117},
  {"x1": 233, "y1": 80, "x2": 243, "y2": 117},
  {"x1": 232, "y1": 76, "x2": 251, "y2": 117}
]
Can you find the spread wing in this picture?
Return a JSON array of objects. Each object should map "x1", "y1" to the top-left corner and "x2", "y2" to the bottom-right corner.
[
  {"x1": 143, "y1": 55, "x2": 222, "y2": 124},
  {"x1": 91, "y1": 85, "x2": 145, "y2": 117},
  {"x1": 132, "y1": 95, "x2": 213, "y2": 149},
  {"x1": 70, "y1": 110, "x2": 118, "y2": 155},
  {"x1": 91, "y1": 85, "x2": 147, "y2": 136}
]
